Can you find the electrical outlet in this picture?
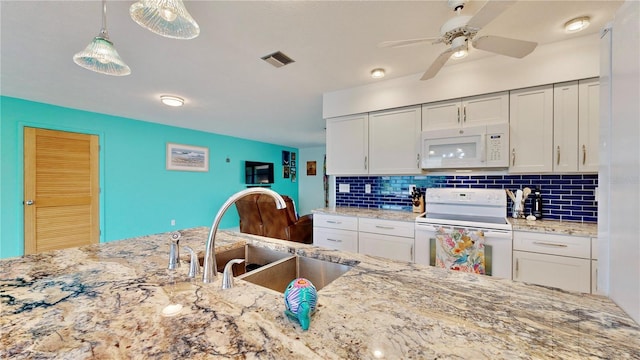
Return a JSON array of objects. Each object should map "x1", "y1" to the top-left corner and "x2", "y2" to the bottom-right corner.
[
  {"x1": 365, "y1": 184, "x2": 371, "y2": 194},
  {"x1": 338, "y1": 183, "x2": 350, "y2": 193},
  {"x1": 171, "y1": 219, "x2": 176, "y2": 226}
]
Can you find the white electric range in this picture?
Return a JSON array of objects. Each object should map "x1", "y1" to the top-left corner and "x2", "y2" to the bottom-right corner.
[{"x1": 415, "y1": 188, "x2": 513, "y2": 279}]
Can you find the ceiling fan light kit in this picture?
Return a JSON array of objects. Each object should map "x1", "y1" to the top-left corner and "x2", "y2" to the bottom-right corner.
[
  {"x1": 564, "y1": 16, "x2": 590, "y2": 33},
  {"x1": 130, "y1": 0, "x2": 200, "y2": 40},
  {"x1": 73, "y1": 0, "x2": 131, "y2": 76}
]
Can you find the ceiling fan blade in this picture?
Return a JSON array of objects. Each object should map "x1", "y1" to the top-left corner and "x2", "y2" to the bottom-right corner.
[
  {"x1": 472, "y1": 35, "x2": 537, "y2": 58},
  {"x1": 378, "y1": 37, "x2": 440, "y2": 48},
  {"x1": 420, "y1": 48, "x2": 454, "y2": 80},
  {"x1": 467, "y1": 0, "x2": 516, "y2": 29}
]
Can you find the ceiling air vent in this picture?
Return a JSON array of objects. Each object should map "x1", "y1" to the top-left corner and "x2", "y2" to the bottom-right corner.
[{"x1": 261, "y1": 51, "x2": 295, "y2": 68}]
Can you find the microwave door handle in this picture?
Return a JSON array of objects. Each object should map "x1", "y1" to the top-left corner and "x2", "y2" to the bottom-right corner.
[{"x1": 480, "y1": 134, "x2": 486, "y2": 163}]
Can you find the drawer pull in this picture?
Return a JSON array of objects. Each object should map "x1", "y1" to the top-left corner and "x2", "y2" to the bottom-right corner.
[
  {"x1": 326, "y1": 238, "x2": 343, "y2": 243},
  {"x1": 375, "y1": 225, "x2": 395, "y2": 230},
  {"x1": 326, "y1": 220, "x2": 342, "y2": 224},
  {"x1": 533, "y1": 241, "x2": 568, "y2": 248}
]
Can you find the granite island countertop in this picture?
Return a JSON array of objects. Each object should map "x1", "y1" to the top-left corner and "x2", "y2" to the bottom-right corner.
[{"x1": 2, "y1": 227, "x2": 638, "y2": 359}]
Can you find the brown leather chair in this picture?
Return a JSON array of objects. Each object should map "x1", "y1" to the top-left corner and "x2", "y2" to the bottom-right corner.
[
  {"x1": 235, "y1": 193, "x2": 313, "y2": 244},
  {"x1": 235, "y1": 194, "x2": 263, "y2": 236}
]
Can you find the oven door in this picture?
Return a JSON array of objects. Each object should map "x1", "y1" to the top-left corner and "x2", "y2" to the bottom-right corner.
[{"x1": 415, "y1": 223, "x2": 512, "y2": 279}]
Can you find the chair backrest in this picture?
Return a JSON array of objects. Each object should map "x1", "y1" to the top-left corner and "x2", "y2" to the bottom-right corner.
[
  {"x1": 234, "y1": 194, "x2": 263, "y2": 236},
  {"x1": 257, "y1": 195, "x2": 297, "y2": 239}
]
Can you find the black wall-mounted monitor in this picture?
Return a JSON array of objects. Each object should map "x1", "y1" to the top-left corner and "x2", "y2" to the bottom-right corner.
[{"x1": 245, "y1": 161, "x2": 274, "y2": 184}]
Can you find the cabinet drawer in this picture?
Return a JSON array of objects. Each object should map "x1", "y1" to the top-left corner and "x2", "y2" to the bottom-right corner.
[
  {"x1": 313, "y1": 227, "x2": 358, "y2": 253},
  {"x1": 513, "y1": 251, "x2": 591, "y2": 293},
  {"x1": 358, "y1": 232, "x2": 414, "y2": 263},
  {"x1": 358, "y1": 218, "x2": 414, "y2": 238},
  {"x1": 314, "y1": 214, "x2": 358, "y2": 231},
  {"x1": 513, "y1": 231, "x2": 590, "y2": 259}
]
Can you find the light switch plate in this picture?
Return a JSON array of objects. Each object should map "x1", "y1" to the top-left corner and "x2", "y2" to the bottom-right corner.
[
  {"x1": 339, "y1": 183, "x2": 350, "y2": 193},
  {"x1": 365, "y1": 184, "x2": 371, "y2": 193}
]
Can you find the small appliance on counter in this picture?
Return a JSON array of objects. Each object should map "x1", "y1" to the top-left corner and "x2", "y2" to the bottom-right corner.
[{"x1": 410, "y1": 187, "x2": 424, "y2": 213}]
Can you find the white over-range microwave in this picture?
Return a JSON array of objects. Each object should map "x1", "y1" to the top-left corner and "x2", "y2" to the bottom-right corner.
[{"x1": 420, "y1": 123, "x2": 509, "y2": 169}]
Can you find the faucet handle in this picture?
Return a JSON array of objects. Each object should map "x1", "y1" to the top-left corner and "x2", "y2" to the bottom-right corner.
[
  {"x1": 222, "y1": 259, "x2": 245, "y2": 289},
  {"x1": 183, "y1": 246, "x2": 200, "y2": 278}
]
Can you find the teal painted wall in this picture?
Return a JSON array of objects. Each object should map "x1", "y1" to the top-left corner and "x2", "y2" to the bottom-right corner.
[{"x1": 0, "y1": 96, "x2": 298, "y2": 259}]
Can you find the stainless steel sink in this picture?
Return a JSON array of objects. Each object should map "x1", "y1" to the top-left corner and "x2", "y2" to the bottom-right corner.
[
  {"x1": 237, "y1": 256, "x2": 354, "y2": 293},
  {"x1": 206, "y1": 244, "x2": 291, "y2": 275}
]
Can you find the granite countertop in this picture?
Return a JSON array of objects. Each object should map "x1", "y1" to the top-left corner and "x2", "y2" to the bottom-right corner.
[
  {"x1": 2, "y1": 227, "x2": 638, "y2": 359},
  {"x1": 313, "y1": 207, "x2": 598, "y2": 237},
  {"x1": 312, "y1": 207, "x2": 420, "y2": 222}
]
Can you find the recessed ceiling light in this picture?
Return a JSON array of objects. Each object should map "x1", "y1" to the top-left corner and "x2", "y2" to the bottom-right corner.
[
  {"x1": 160, "y1": 95, "x2": 184, "y2": 107},
  {"x1": 564, "y1": 16, "x2": 590, "y2": 33},
  {"x1": 371, "y1": 68, "x2": 385, "y2": 79}
]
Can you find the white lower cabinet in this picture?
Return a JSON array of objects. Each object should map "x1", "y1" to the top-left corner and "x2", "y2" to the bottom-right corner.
[
  {"x1": 313, "y1": 214, "x2": 415, "y2": 262},
  {"x1": 313, "y1": 214, "x2": 358, "y2": 253},
  {"x1": 512, "y1": 231, "x2": 592, "y2": 293}
]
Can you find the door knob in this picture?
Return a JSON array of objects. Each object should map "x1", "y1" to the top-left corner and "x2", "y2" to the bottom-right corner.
[{"x1": 24, "y1": 200, "x2": 34, "y2": 205}]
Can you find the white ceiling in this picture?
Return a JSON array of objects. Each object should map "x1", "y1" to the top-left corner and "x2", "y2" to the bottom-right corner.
[{"x1": 0, "y1": 0, "x2": 622, "y2": 148}]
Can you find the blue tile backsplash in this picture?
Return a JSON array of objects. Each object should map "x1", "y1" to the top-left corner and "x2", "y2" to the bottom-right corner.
[{"x1": 335, "y1": 174, "x2": 598, "y2": 223}]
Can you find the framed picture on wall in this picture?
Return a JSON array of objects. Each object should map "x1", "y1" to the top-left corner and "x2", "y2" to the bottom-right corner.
[
  {"x1": 166, "y1": 143, "x2": 209, "y2": 172},
  {"x1": 306, "y1": 161, "x2": 317, "y2": 176}
]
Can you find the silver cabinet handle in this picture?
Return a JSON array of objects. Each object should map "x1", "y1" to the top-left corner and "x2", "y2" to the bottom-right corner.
[
  {"x1": 416, "y1": 153, "x2": 420, "y2": 168},
  {"x1": 463, "y1": 106, "x2": 467, "y2": 123},
  {"x1": 457, "y1": 107, "x2": 460, "y2": 123},
  {"x1": 24, "y1": 200, "x2": 35, "y2": 205},
  {"x1": 582, "y1": 144, "x2": 586, "y2": 165},
  {"x1": 375, "y1": 225, "x2": 395, "y2": 230},
  {"x1": 326, "y1": 238, "x2": 343, "y2": 243},
  {"x1": 326, "y1": 220, "x2": 342, "y2": 224},
  {"x1": 533, "y1": 241, "x2": 568, "y2": 248},
  {"x1": 557, "y1": 146, "x2": 561, "y2": 165},
  {"x1": 511, "y1": 148, "x2": 516, "y2": 166},
  {"x1": 364, "y1": 156, "x2": 368, "y2": 170},
  {"x1": 515, "y1": 259, "x2": 519, "y2": 278}
]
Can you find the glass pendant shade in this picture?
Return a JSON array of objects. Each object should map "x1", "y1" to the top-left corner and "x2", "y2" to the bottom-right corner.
[
  {"x1": 130, "y1": 0, "x2": 200, "y2": 40},
  {"x1": 73, "y1": 35, "x2": 131, "y2": 76},
  {"x1": 73, "y1": 0, "x2": 131, "y2": 76}
]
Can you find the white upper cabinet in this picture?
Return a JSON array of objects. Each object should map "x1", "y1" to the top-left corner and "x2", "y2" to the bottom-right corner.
[
  {"x1": 369, "y1": 106, "x2": 422, "y2": 174},
  {"x1": 326, "y1": 106, "x2": 422, "y2": 175},
  {"x1": 553, "y1": 81, "x2": 580, "y2": 172},
  {"x1": 578, "y1": 78, "x2": 600, "y2": 172},
  {"x1": 509, "y1": 85, "x2": 554, "y2": 173},
  {"x1": 422, "y1": 92, "x2": 509, "y2": 131},
  {"x1": 326, "y1": 113, "x2": 369, "y2": 175}
]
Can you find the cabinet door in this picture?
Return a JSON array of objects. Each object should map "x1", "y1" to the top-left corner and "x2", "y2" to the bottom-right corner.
[
  {"x1": 421, "y1": 99, "x2": 460, "y2": 131},
  {"x1": 578, "y1": 78, "x2": 600, "y2": 172},
  {"x1": 326, "y1": 113, "x2": 368, "y2": 175},
  {"x1": 462, "y1": 92, "x2": 509, "y2": 127},
  {"x1": 313, "y1": 227, "x2": 358, "y2": 253},
  {"x1": 553, "y1": 81, "x2": 579, "y2": 172},
  {"x1": 358, "y1": 232, "x2": 414, "y2": 262},
  {"x1": 369, "y1": 106, "x2": 422, "y2": 174},
  {"x1": 509, "y1": 85, "x2": 553, "y2": 173},
  {"x1": 513, "y1": 250, "x2": 591, "y2": 293}
]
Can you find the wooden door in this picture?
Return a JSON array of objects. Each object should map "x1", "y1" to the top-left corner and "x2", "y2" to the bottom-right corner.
[{"x1": 24, "y1": 127, "x2": 99, "y2": 254}]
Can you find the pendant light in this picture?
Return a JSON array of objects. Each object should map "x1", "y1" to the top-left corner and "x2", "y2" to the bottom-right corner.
[
  {"x1": 73, "y1": 0, "x2": 131, "y2": 76},
  {"x1": 130, "y1": 0, "x2": 200, "y2": 40}
]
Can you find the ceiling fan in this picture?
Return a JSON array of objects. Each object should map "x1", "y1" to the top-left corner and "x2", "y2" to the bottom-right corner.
[{"x1": 379, "y1": 0, "x2": 537, "y2": 80}]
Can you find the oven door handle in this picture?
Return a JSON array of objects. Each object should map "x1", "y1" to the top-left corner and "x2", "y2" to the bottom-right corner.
[
  {"x1": 415, "y1": 224, "x2": 438, "y2": 232},
  {"x1": 483, "y1": 230, "x2": 512, "y2": 239}
]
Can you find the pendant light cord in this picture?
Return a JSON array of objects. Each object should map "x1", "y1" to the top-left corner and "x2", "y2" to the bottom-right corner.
[{"x1": 99, "y1": 0, "x2": 110, "y2": 40}]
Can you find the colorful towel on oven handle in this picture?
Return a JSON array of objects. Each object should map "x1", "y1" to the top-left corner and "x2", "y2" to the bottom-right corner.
[{"x1": 435, "y1": 226, "x2": 486, "y2": 275}]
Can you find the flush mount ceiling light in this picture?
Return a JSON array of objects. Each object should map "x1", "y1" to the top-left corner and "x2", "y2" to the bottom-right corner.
[
  {"x1": 160, "y1": 95, "x2": 184, "y2": 107},
  {"x1": 73, "y1": 0, "x2": 131, "y2": 76},
  {"x1": 449, "y1": 37, "x2": 468, "y2": 60},
  {"x1": 130, "y1": 0, "x2": 200, "y2": 40},
  {"x1": 370, "y1": 68, "x2": 386, "y2": 79},
  {"x1": 564, "y1": 16, "x2": 591, "y2": 33}
]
